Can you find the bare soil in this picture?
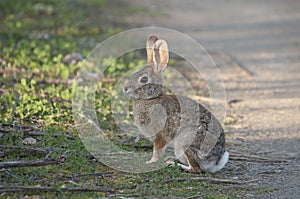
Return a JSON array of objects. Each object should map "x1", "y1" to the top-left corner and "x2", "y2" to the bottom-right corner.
[{"x1": 113, "y1": 0, "x2": 300, "y2": 198}]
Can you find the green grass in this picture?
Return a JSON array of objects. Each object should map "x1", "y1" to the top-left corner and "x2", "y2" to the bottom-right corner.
[{"x1": 0, "y1": 1, "x2": 238, "y2": 198}]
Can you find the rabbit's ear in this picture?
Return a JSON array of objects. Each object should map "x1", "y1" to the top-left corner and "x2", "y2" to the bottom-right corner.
[
  {"x1": 153, "y1": 39, "x2": 169, "y2": 73},
  {"x1": 146, "y1": 35, "x2": 158, "y2": 65}
]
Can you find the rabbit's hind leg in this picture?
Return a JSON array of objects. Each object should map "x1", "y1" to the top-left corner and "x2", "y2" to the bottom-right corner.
[{"x1": 178, "y1": 148, "x2": 201, "y2": 173}]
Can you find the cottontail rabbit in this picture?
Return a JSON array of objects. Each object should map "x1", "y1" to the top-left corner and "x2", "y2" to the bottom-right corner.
[{"x1": 123, "y1": 35, "x2": 229, "y2": 173}]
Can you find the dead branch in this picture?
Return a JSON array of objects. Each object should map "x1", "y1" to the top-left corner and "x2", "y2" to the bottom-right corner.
[
  {"x1": 0, "y1": 157, "x2": 64, "y2": 169},
  {"x1": 163, "y1": 177, "x2": 258, "y2": 184},
  {"x1": 186, "y1": 194, "x2": 204, "y2": 199},
  {"x1": 108, "y1": 194, "x2": 140, "y2": 198},
  {"x1": 0, "y1": 186, "x2": 115, "y2": 193},
  {"x1": 229, "y1": 151, "x2": 291, "y2": 163},
  {"x1": 0, "y1": 128, "x2": 75, "y2": 140},
  {"x1": 73, "y1": 171, "x2": 114, "y2": 178},
  {"x1": 222, "y1": 184, "x2": 259, "y2": 190},
  {"x1": 0, "y1": 145, "x2": 58, "y2": 154},
  {"x1": 0, "y1": 151, "x2": 6, "y2": 158},
  {"x1": 27, "y1": 131, "x2": 75, "y2": 140},
  {"x1": 0, "y1": 128, "x2": 31, "y2": 133},
  {"x1": 3, "y1": 169, "x2": 19, "y2": 181}
]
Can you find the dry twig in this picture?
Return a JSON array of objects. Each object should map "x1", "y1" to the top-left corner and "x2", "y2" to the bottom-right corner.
[
  {"x1": 229, "y1": 151, "x2": 291, "y2": 163},
  {"x1": 73, "y1": 171, "x2": 114, "y2": 177},
  {"x1": 0, "y1": 186, "x2": 115, "y2": 193},
  {"x1": 0, "y1": 158, "x2": 64, "y2": 169},
  {"x1": 163, "y1": 177, "x2": 257, "y2": 184},
  {"x1": 0, "y1": 145, "x2": 58, "y2": 154},
  {"x1": 0, "y1": 128, "x2": 75, "y2": 140}
]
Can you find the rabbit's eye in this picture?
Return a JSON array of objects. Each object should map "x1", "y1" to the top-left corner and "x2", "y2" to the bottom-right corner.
[{"x1": 140, "y1": 76, "x2": 148, "y2": 83}]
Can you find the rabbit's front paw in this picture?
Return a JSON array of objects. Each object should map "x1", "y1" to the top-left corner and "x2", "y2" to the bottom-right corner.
[{"x1": 146, "y1": 158, "x2": 158, "y2": 164}]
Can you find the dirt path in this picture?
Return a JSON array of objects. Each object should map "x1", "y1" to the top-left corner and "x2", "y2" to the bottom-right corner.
[{"x1": 115, "y1": 0, "x2": 300, "y2": 198}]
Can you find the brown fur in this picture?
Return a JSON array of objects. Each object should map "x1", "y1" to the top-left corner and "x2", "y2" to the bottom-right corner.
[
  {"x1": 184, "y1": 149, "x2": 201, "y2": 173},
  {"x1": 123, "y1": 35, "x2": 229, "y2": 173}
]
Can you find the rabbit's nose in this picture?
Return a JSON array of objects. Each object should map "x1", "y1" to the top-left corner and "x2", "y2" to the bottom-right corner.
[
  {"x1": 123, "y1": 86, "x2": 129, "y2": 93},
  {"x1": 123, "y1": 86, "x2": 133, "y2": 95}
]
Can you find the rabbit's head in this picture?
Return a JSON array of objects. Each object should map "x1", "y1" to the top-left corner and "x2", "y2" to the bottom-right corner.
[{"x1": 123, "y1": 35, "x2": 169, "y2": 100}]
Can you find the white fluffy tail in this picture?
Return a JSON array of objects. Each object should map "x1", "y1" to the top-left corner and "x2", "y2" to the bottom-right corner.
[{"x1": 207, "y1": 151, "x2": 229, "y2": 173}]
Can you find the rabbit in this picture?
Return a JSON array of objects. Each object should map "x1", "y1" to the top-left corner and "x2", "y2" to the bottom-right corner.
[{"x1": 123, "y1": 35, "x2": 229, "y2": 173}]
